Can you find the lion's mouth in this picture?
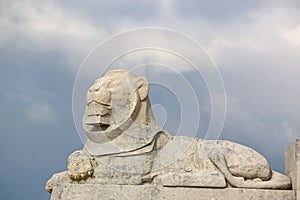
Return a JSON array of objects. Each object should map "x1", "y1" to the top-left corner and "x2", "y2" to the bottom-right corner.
[
  {"x1": 99, "y1": 123, "x2": 110, "y2": 131},
  {"x1": 85, "y1": 115, "x2": 111, "y2": 131}
]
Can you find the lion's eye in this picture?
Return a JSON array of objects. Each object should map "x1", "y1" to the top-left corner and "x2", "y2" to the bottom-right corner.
[
  {"x1": 86, "y1": 93, "x2": 93, "y2": 104},
  {"x1": 105, "y1": 79, "x2": 116, "y2": 88},
  {"x1": 103, "y1": 82, "x2": 111, "y2": 88}
]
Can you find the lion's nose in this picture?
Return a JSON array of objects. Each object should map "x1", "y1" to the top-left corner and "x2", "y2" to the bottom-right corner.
[{"x1": 86, "y1": 88, "x2": 111, "y2": 106}]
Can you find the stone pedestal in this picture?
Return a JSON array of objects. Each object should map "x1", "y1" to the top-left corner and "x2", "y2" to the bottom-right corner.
[
  {"x1": 49, "y1": 138, "x2": 300, "y2": 200},
  {"x1": 50, "y1": 184, "x2": 295, "y2": 200},
  {"x1": 285, "y1": 139, "x2": 300, "y2": 199}
]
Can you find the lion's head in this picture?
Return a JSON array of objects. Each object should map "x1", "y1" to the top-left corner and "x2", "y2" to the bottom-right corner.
[{"x1": 83, "y1": 70, "x2": 155, "y2": 144}]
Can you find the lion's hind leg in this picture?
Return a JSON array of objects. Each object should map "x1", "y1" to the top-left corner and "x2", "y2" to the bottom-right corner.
[
  {"x1": 208, "y1": 149, "x2": 245, "y2": 187},
  {"x1": 208, "y1": 149, "x2": 291, "y2": 189}
]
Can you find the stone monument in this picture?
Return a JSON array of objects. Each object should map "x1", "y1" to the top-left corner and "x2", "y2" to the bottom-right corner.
[{"x1": 46, "y1": 70, "x2": 298, "y2": 200}]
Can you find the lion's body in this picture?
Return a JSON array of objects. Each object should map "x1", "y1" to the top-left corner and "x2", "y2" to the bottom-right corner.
[{"x1": 46, "y1": 70, "x2": 291, "y2": 192}]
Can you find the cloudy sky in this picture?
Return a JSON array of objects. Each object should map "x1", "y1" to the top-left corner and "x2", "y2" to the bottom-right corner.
[{"x1": 1, "y1": 0, "x2": 300, "y2": 199}]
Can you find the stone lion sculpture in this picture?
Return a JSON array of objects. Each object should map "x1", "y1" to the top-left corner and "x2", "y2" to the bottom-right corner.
[{"x1": 46, "y1": 70, "x2": 291, "y2": 193}]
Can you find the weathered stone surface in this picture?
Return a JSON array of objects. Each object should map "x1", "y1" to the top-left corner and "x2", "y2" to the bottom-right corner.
[
  {"x1": 46, "y1": 70, "x2": 292, "y2": 194},
  {"x1": 67, "y1": 150, "x2": 98, "y2": 181},
  {"x1": 285, "y1": 139, "x2": 300, "y2": 199},
  {"x1": 50, "y1": 184, "x2": 296, "y2": 200},
  {"x1": 154, "y1": 171, "x2": 226, "y2": 187}
]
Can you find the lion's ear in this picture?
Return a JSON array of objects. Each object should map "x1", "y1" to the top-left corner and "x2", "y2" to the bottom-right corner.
[{"x1": 135, "y1": 76, "x2": 149, "y2": 101}]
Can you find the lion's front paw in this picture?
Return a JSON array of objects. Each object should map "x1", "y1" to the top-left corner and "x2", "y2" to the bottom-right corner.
[
  {"x1": 67, "y1": 150, "x2": 98, "y2": 181},
  {"x1": 45, "y1": 171, "x2": 69, "y2": 193},
  {"x1": 229, "y1": 176, "x2": 245, "y2": 187}
]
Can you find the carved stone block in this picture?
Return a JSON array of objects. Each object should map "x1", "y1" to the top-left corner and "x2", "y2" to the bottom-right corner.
[
  {"x1": 50, "y1": 184, "x2": 296, "y2": 200},
  {"x1": 285, "y1": 138, "x2": 300, "y2": 199}
]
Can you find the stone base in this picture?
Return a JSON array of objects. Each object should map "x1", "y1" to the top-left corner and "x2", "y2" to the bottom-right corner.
[
  {"x1": 51, "y1": 184, "x2": 295, "y2": 200},
  {"x1": 285, "y1": 138, "x2": 300, "y2": 200}
]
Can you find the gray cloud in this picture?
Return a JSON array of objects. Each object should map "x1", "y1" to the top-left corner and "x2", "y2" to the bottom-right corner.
[
  {"x1": 206, "y1": 5, "x2": 300, "y2": 170},
  {"x1": 171, "y1": 0, "x2": 263, "y2": 23},
  {"x1": 53, "y1": 0, "x2": 161, "y2": 26},
  {"x1": 0, "y1": 0, "x2": 299, "y2": 199}
]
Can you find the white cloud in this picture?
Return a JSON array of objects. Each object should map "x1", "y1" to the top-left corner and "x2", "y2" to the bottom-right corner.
[
  {"x1": 283, "y1": 122, "x2": 297, "y2": 140},
  {"x1": 20, "y1": 95, "x2": 58, "y2": 124},
  {"x1": 0, "y1": 0, "x2": 109, "y2": 71},
  {"x1": 281, "y1": 24, "x2": 300, "y2": 45},
  {"x1": 146, "y1": 2, "x2": 300, "y2": 149}
]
